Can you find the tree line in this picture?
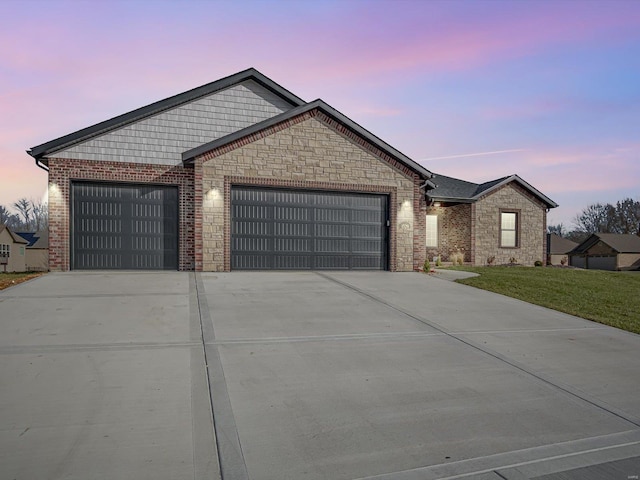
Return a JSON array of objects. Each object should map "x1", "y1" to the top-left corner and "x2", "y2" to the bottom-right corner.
[
  {"x1": 0, "y1": 198, "x2": 48, "y2": 232},
  {"x1": 549, "y1": 197, "x2": 640, "y2": 243}
]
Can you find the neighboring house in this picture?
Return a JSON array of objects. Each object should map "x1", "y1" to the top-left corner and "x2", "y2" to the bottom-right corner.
[
  {"x1": 27, "y1": 68, "x2": 557, "y2": 272},
  {"x1": 0, "y1": 224, "x2": 28, "y2": 272},
  {"x1": 15, "y1": 231, "x2": 49, "y2": 271},
  {"x1": 547, "y1": 233, "x2": 578, "y2": 266},
  {"x1": 569, "y1": 233, "x2": 640, "y2": 271},
  {"x1": 425, "y1": 174, "x2": 557, "y2": 266}
]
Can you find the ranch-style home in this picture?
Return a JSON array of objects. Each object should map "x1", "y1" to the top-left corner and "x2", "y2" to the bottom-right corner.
[{"x1": 27, "y1": 68, "x2": 557, "y2": 272}]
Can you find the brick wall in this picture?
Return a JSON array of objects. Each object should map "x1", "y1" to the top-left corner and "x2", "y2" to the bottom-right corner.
[
  {"x1": 425, "y1": 203, "x2": 472, "y2": 263},
  {"x1": 47, "y1": 158, "x2": 195, "y2": 271},
  {"x1": 199, "y1": 113, "x2": 420, "y2": 272},
  {"x1": 473, "y1": 183, "x2": 546, "y2": 266}
]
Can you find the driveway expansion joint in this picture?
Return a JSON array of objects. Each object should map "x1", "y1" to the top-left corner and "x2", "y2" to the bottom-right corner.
[
  {"x1": 194, "y1": 272, "x2": 249, "y2": 480},
  {"x1": 315, "y1": 272, "x2": 640, "y2": 429}
]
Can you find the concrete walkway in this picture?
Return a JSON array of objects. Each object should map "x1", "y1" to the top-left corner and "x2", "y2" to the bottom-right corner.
[
  {"x1": 432, "y1": 268, "x2": 480, "y2": 281},
  {"x1": 1, "y1": 271, "x2": 639, "y2": 479}
]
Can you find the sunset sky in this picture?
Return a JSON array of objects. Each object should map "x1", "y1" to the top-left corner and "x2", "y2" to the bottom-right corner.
[{"x1": 2, "y1": 0, "x2": 639, "y2": 228}]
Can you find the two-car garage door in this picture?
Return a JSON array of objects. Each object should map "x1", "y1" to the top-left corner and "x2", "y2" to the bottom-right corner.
[{"x1": 231, "y1": 187, "x2": 388, "y2": 270}]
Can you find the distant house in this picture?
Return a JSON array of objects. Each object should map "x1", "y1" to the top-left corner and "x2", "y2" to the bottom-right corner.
[
  {"x1": 569, "y1": 233, "x2": 640, "y2": 271},
  {"x1": 547, "y1": 233, "x2": 578, "y2": 266},
  {"x1": 425, "y1": 174, "x2": 558, "y2": 266},
  {"x1": 0, "y1": 224, "x2": 28, "y2": 272},
  {"x1": 16, "y1": 231, "x2": 49, "y2": 272}
]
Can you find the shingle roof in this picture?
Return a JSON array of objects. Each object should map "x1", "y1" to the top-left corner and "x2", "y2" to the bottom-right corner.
[
  {"x1": 0, "y1": 225, "x2": 29, "y2": 244},
  {"x1": 16, "y1": 231, "x2": 49, "y2": 249},
  {"x1": 572, "y1": 233, "x2": 640, "y2": 254},
  {"x1": 27, "y1": 68, "x2": 305, "y2": 163},
  {"x1": 548, "y1": 233, "x2": 578, "y2": 254},
  {"x1": 29, "y1": 230, "x2": 49, "y2": 249},
  {"x1": 182, "y1": 99, "x2": 434, "y2": 180},
  {"x1": 15, "y1": 232, "x2": 36, "y2": 246},
  {"x1": 427, "y1": 173, "x2": 558, "y2": 208}
]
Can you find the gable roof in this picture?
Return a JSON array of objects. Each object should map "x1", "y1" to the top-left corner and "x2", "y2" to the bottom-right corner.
[
  {"x1": 27, "y1": 68, "x2": 306, "y2": 165},
  {"x1": 16, "y1": 231, "x2": 48, "y2": 248},
  {"x1": 15, "y1": 232, "x2": 36, "y2": 246},
  {"x1": 547, "y1": 233, "x2": 578, "y2": 255},
  {"x1": 182, "y1": 99, "x2": 434, "y2": 180},
  {"x1": 571, "y1": 233, "x2": 640, "y2": 254},
  {"x1": 427, "y1": 173, "x2": 558, "y2": 208},
  {"x1": 0, "y1": 225, "x2": 29, "y2": 244}
]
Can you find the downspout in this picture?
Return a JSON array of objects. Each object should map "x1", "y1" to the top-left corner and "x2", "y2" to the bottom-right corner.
[
  {"x1": 36, "y1": 158, "x2": 49, "y2": 172},
  {"x1": 27, "y1": 149, "x2": 49, "y2": 172}
]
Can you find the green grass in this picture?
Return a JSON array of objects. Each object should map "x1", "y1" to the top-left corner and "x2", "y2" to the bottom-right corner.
[
  {"x1": 0, "y1": 272, "x2": 44, "y2": 291},
  {"x1": 447, "y1": 266, "x2": 640, "y2": 334}
]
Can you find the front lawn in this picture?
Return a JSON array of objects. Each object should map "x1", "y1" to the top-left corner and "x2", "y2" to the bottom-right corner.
[
  {"x1": 447, "y1": 266, "x2": 640, "y2": 334},
  {"x1": 0, "y1": 272, "x2": 44, "y2": 291}
]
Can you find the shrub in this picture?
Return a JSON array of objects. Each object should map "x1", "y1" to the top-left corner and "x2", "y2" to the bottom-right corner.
[
  {"x1": 509, "y1": 256, "x2": 517, "y2": 265},
  {"x1": 487, "y1": 256, "x2": 496, "y2": 266},
  {"x1": 451, "y1": 251, "x2": 464, "y2": 265},
  {"x1": 534, "y1": 260, "x2": 543, "y2": 267},
  {"x1": 423, "y1": 259, "x2": 430, "y2": 272},
  {"x1": 435, "y1": 256, "x2": 442, "y2": 267}
]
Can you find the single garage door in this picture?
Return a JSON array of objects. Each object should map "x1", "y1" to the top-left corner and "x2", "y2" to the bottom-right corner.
[
  {"x1": 72, "y1": 182, "x2": 178, "y2": 270},
  {"x1": 231, "y1": 187, "x2": 388, "y2": 270}
]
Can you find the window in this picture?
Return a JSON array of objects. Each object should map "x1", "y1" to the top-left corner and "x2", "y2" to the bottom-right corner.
[
  {"x1": 20, "y1": 246, "x2": 25, "y2": 256},
  {"x1": 500, "y1": 211, "x2": 518, "y2": 247},
  {"x1": 0, "y1": 244, "x2": 9, "y2": 257},
  {"x1": 426, "y1": 215, "x2": 438, "y2": 247}
]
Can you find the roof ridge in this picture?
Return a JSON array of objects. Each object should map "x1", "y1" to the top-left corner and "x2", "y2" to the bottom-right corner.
[
  {"x1": 28, "y1": 68, "x2": 306, "y2": 161},
  {"x1": 182, "y1": 99, "x2": 433, "y2": 179}
]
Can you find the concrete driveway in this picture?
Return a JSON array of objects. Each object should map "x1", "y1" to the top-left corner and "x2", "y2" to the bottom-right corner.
[{"x1": 1, "y1": 271, "x2": 639, "y2": 479}]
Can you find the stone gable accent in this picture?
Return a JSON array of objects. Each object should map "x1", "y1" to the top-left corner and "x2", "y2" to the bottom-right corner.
[
  {"x1": 473, "y1": 182, "x2": 546, "y2": 266},
  {"x1": 199, "y1": 116, "x2": 422, "y2": 271}
]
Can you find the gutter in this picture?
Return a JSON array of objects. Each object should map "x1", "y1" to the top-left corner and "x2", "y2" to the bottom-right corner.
[{"x1": 27, "y1": 150, "x2": 49, "y2": 172}]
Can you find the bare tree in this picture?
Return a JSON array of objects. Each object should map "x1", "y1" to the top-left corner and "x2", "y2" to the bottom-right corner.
[
  {"x1": 2, "y1": 199, "x2": 48, "y2": 231},
  {"x1": 547, "y1": 223, "x2": 565, "y2": 236},
  {"x1": 31, "y1": 200, "x2": 49, "y2": 232},
  {"x1": 573, "y1": 203, "x2": 615, "y2": 233},
  {"x1": 13, "y1": 198, "x2": 32, "y2": 228},
  {"x1": 0, "y1": 205, "x2": 20, "y2": 229},
  {"x1": 612, "y1": 198, "x2": 640, "y2": 235},
  {"x1": 573, "y1": 199, "x2": 640, "y2": 235}
]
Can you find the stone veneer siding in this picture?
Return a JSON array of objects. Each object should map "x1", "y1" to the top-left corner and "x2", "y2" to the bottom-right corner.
[
  {"x1": 425, "y1": 203, "x2": 472, "y2": 263},
  {"x1": 472, "y1": 183, "x2": 547, "y2": 266},
  {"x1": 47, "y1": 158, "x2": 195, "y2": 271},
  {"x1": 198, "y1": 112, "x2": 423, "y2": 272}
]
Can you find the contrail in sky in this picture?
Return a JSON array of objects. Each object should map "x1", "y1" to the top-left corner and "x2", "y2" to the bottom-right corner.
[{"x1": 419, "y1": 149, "x2": 525, "y2": 162}]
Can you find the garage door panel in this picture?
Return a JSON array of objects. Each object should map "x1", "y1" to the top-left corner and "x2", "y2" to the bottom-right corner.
[
  {"x1": 231, "y1": 187, "x2": 388, "y2": 270},
  {"x1": 316, "y1": 223, "x2": 349, "y2": 237},
  {"x1": 235, "y1": 220, "x2": 271, "y2": 236},
  {"x1": 232, "y1": 237, "x2": 271, "y2": 253},
  {"x1": 274, "y1": 238, "x2": 311, "y2": 252},
  {"x1": 72, "y1": 183, "x2": 178, "y2": 270},
  {"x1": 273, "y1": 255, "x2": 312, "y2": 269},
  {"x1": 352, "y1": 239, "x2": 383, "y2": 253},
  {"x1": 274, "y1": 222, "x2": 310, "y2": 236}
]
